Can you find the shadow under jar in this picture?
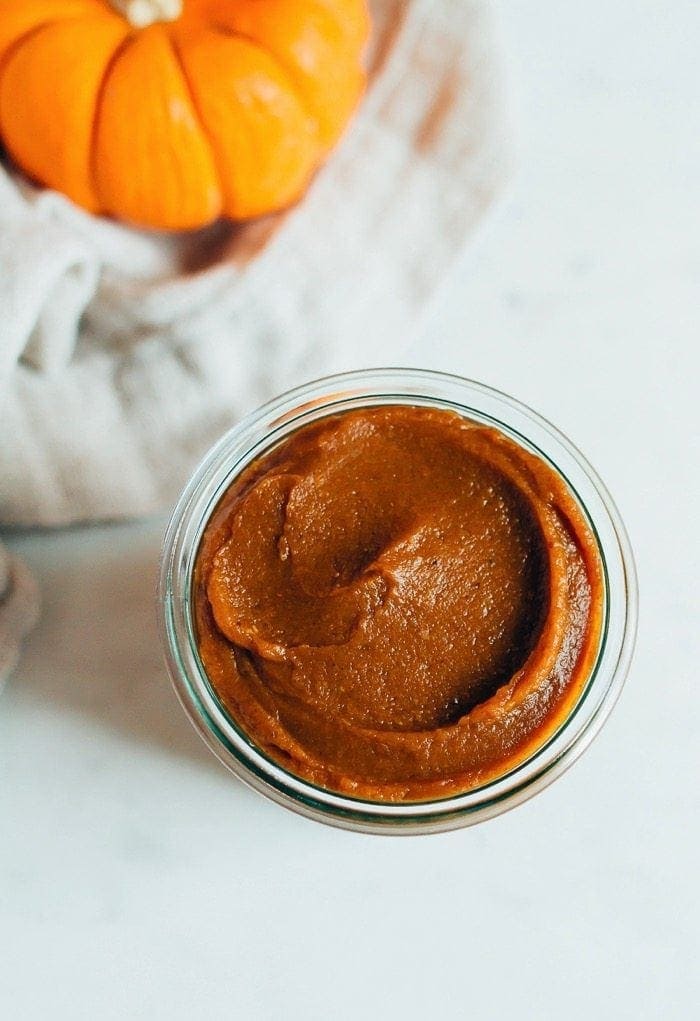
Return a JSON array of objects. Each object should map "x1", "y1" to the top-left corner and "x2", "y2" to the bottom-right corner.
[{"x1": 159, "y1": 369, "x2": 637, "y2": 834}]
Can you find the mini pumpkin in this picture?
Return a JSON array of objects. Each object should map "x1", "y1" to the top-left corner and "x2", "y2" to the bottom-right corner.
[{"x1": 0, "y1": 0, "x2": 370, "y2": 229}]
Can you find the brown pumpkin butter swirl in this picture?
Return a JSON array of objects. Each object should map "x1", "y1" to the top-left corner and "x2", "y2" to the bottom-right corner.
[{"x1": 195, "y1": 406, "x2": 604, "y2": 801}]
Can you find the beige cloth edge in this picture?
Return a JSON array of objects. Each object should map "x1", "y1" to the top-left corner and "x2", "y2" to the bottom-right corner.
[{"x1": 0, "y1": 543, "x2": 39, "y2": 688}]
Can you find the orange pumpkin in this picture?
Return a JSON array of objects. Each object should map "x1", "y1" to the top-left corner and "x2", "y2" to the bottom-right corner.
[{"x1": 0, "y1": 0, "x2": 370, "y2": 229}]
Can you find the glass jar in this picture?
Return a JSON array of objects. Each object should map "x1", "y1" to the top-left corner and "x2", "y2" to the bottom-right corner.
[{"x1": 159, "y1": 369, "x2": 637, "y2": 834}]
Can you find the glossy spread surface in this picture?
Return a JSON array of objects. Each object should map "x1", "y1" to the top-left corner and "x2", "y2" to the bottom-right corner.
[{"x1": 194, "y1": 405, "x2": 604, "y2": 801}]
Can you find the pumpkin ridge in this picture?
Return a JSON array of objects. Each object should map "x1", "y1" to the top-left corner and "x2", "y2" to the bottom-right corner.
[
  {"x1": 206, "y1": 23, "x2": 322, "y2": 147},
  {"x1": 88, "y1": 29, "x2": 136, "y2": 213},
  {"x1": 174, "y1": 27, "x2": 321, "y2": 220},
  {"x1": 0, "y1": 0, "x2": 100, "y2": 63},
  {"x1": 0, "y1": 16, "x2": 98, "y2": 181},
  {"x1": 0, "y1": 18, "x2": 68, "y2": 84},
  {"x1": 168, "y1": 33, "x2": 224, "y2": 201}
]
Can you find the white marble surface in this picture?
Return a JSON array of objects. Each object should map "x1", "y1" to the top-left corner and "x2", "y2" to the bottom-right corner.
[{"x1": 2, "y1": 2, "x2": 699, "y2": 1018}]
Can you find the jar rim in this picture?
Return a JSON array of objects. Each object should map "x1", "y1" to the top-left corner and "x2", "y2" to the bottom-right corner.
[{"x1": 159, "y1": 368, "x2": 638, "y2": 834}]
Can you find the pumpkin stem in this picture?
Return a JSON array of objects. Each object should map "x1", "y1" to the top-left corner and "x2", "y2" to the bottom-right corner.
[{"x1": 109, "y1": 0, "x2": 183, "y2": 28}]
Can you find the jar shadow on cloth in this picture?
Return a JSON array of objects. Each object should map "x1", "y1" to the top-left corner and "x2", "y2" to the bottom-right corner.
[{"x1": 2, "y1": 520, "x2": 247, "y2": 784}]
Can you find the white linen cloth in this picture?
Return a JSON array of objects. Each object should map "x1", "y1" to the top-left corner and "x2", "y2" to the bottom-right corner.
[{"x1": 0, "y1": 0, "x2": 509, "y2": 679}]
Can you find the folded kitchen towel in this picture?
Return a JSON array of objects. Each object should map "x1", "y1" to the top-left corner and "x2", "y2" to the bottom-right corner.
[{"x1": 0, "y1": 0, "x2": 509, "y2": 528}]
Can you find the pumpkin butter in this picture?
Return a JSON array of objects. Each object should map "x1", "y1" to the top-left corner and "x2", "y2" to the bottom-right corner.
[{"x1": 194, "y1": 405, "x2": 604, "y2": 802}]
